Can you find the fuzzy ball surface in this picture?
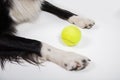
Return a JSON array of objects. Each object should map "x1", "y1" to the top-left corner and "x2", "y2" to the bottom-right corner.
[{"x1": 61, "y1": 25, "x2": 82, "y2": 46}]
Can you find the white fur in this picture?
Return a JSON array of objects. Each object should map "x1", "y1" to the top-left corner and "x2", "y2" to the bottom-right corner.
[
  {"x1": 68, "y1": 15, "x2": 95, "y2": 29},
  {"x1": 10, "y1": 0, "x2": 43, "y2": 23},
  {"x1": 41, "y1": 43, "x2": 90, "y2": 71}
]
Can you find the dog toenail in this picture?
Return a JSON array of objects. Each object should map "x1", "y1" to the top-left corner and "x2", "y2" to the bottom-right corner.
[
  {"x1": 82, "y1": 59, "x2": 87, "y2": 63},
  {"x1": 64, "y1": 64, "x2": 67, "y2": 67}
]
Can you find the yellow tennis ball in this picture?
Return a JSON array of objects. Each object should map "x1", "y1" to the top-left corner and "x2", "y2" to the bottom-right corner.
[{"x1": 61, "y1": 25, "x2": 82, "y2": 46}]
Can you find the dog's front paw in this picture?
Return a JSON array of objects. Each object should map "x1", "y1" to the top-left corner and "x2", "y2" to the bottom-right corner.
[
  {"x1": 41, "y1": 43, "x2": 91, "y2": 71},
  {"x1": 68, "y1": 15, "x2": 95, "y2": 29},
  {"x1": 60, "y1": 52, "x2": 91, "y2": 71}
]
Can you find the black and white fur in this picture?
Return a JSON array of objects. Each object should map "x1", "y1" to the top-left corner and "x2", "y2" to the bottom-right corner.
[{"x1": 0, "y1": 0, "x2": 95, "y2": 71}]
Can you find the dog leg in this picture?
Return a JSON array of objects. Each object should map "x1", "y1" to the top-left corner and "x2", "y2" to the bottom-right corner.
[
  {"x1": 41, "y1": 1, "x2": 95, "y2": 29},
  {"x1": 0, "y1": 34, "x2": 90, "y2": 71},
  {"x1": 0, "y1": 34, "x2": 42, "y2": 68},
  {"x1": 41, "y1": 43, "x2": 91, "y2": 71}
]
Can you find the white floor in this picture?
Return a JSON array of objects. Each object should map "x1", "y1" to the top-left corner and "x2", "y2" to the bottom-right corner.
[{"x1": 0, "y1": 0, "x2": 120, "y2": 80}]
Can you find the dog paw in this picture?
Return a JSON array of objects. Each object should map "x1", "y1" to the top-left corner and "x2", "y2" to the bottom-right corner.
[
  {"x1": 60, "y1": 52, "x2": 91, "y2": 71},
  {"x1": 68, "y1": 15, "x2": 95, "y2": 29}
]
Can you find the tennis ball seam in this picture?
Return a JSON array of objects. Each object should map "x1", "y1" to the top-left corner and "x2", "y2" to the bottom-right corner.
[{"x1": 62, "y1": 38, "x2": 76, "y2": 44}]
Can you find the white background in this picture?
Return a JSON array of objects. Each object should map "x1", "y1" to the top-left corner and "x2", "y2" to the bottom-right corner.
[{"x1": 0, "y1": 0, "x2": 120, "y2": 80}]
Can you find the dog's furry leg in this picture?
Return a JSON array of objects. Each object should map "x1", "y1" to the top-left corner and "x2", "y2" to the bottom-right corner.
[
  {"x1": 41, "y1": 1, "x2": 76, "y2": 20},
  {"x1": 41, "y1": 1, "x2": 95, "y2": 29},
  {"x1": 0, "y1": 34, "x2": 42, "y2": 69},
  {"x1": 41, "y1": 43, "x2": 91, "y2": 71},
  {"x1": 0, "y1": 35, "x2": 90, "y2": 71}
]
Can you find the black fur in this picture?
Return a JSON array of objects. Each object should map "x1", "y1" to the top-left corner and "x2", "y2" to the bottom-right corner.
[
  {"x1": 0, "y1": 0, "x2": 15, "y2": 35},
  {"x1": 0, "y1": 34, "x2": 42, "y2": 68},
  {"x1": 41, "y1": 1, "x2": 77, "y2": 20}
]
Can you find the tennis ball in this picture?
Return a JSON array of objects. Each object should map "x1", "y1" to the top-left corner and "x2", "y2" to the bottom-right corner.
[{"x1": 61, "y1": 25, "x2": 82, "y2": 46}]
